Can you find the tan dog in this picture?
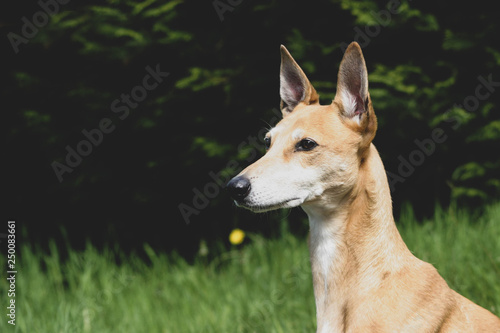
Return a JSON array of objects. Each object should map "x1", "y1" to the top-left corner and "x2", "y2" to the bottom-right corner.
[{"x1": 227, "y1": 42, "x2": 500, "y2": 332}]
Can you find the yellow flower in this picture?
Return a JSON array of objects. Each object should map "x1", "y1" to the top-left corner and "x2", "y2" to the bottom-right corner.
[{"x1": 229, "y1": 229, "x2": 245, "y2": 245}]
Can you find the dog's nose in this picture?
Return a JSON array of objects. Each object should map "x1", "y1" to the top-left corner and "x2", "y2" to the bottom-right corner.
[{"x1": 227, "y1": 176, "x2": 251, "y2": 201}]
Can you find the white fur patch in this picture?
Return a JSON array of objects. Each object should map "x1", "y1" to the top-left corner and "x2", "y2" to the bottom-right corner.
[
  {"x1": 340, "y1": 90, "x2": 361, "y2": 125},
  {"x1": 268, "y1": 126, "x2": 280, "y2": 138},
  {"x1": 309, "y1": 215, "x2": 340, "y2": 295},
  {"x1": 240, "y1": 162, "x2": 324, "y2": 212},
  {"x1": 292, "y1": 128, "x2": 304, "y2": 141},
  {"x1": 341, "y1": 90, "x2": 357, "y2": 117},
  {"x1": 318, "y1": 321, "x2": 331, "y2": 333}
]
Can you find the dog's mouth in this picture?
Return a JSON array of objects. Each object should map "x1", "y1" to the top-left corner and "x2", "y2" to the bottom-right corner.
[{"x1": 235, "y1": 198, "x2": 303, "y2": 213}]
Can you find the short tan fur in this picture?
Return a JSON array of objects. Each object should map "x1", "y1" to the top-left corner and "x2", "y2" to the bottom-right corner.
[{"x1": 227, "y1": 42, "x2": 500, "y2": 332}]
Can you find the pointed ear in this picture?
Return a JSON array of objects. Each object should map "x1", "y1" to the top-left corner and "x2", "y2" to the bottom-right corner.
[
  {"x1": 335, "y1": 42, "x2": 377, "y2": 141},
  {"x1": 280, "y1": 45, "x2": 319, "y2": 116}
]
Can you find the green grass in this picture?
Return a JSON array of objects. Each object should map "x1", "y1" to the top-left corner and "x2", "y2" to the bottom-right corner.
[{"x1": 1, "y1": 203, "x2": 500, "y2": 332}]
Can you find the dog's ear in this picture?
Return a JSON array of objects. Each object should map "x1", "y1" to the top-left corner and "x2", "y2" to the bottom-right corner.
[
  {"x1": 280, "y1": 45, "x2": 319, "y2": 116},
  {"x1": 335, "y1": 42, "x2": 377, "y2": 145}
]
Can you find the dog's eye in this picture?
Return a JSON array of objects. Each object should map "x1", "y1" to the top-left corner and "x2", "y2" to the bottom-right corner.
[
  {"x1": 264, "y1": 137, "x2": 271, "y2": 150},
  {"x1": 296, "y1": 138, "x2": 317, "y2": 151}
]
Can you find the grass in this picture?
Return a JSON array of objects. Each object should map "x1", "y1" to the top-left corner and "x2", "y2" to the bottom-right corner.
[{"x1": 1, "y1": 202, "x2": 500, "y2": 332}]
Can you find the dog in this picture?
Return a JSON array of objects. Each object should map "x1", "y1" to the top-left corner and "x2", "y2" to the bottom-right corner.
[{"x1": 227, "y1": 42, "x2": 500, "y2": 332}]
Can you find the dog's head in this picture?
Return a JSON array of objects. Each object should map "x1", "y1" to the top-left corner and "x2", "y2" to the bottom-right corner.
[{"x1": 227, "y1": 42, "x2": 377, "y2": 213}]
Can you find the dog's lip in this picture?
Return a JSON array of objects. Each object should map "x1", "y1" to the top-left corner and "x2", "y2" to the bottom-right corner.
[{"x1": 236, "y1": 198, "x2": 302, "y2": 212}]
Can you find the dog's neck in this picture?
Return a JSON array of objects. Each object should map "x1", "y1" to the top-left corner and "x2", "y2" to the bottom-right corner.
[{"x1": 302, "y1": 144, "x2": 412, "y2": 332}]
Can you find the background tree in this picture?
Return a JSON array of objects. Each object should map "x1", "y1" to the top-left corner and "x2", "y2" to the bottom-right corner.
[{"x1": 3, "y1": 0, "x2": 499, "y2": 258}]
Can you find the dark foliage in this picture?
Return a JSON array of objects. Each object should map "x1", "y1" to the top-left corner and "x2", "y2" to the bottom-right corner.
[{"x1": 3, "y1": 0, "x2": 499, "y2": 258}]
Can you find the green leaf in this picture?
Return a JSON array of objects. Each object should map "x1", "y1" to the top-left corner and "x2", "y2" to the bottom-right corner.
[
  {"x1": 192, "y1": 137, "x2": 232, "y2": 158},
  {"x1": 452, "y1": 162, "x2": 486, "y2": 182},
  {"x1": 89, "y1": 6, "x2": 128, "y2": 21},
  {"x1": 430, "y1": 106, "x2": 475, "y2": 128},
  {"x1": 23, "y1": 110, "x2": 51, "y2": 127},
  {"x1": 175, "y1": 68, "x2": 233, "y2": 91},
  {"x1": 443, "y1": 30, "x2": 475, "y2": 51},
  {"x1": 130, "y1": 0, "x2": 157, "y2": 15},
  {"x1": 142, "y1": 0, "x2": 182, "y2": 17},
  {"x1": 451, "y1": 186, "x2": 487, "y2": 199},
  {"x1": 369, "y1": 64, "x2": 421, "y2": 94},
  {"x1": 467, "y1": 120, "x2": 500, "y2": 142}
]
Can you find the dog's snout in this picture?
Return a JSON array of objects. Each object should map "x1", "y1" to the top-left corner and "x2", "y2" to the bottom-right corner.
[{"x1": 227, "y1": 176, "x2": 251, "y2": 201}]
